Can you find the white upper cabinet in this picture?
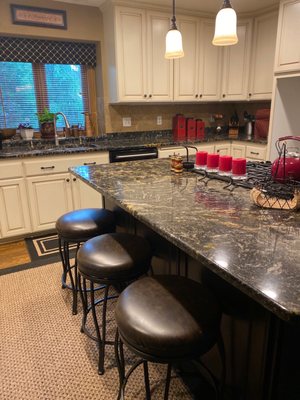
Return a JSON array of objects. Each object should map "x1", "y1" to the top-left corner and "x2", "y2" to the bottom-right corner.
[
  {"x1": 248, "y1": 11, "x2": 278, "y2": 100},
  {"x1": 146, "y1": 11, "x2": 173, "y2": 101},
  {"x1": 274, "y1": 0, "x2": 300, "y2": 73},
  {"x1": 110, "y1": 6, "x2": 173, "y2": 102},
  {"x1": 174, "y1": 17, "x2": 221, "y2": 101},
  {"x1": 221, "y1": 19, "x2": 253, "y2": 101}
]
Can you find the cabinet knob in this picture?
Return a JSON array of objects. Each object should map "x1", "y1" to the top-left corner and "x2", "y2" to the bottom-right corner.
[
  {"x1": 66, "y1": 178, "x2": 70, "y2": 182},
  {"x1": 199, "y1": 94, "x2": 202, "y2": 98},
  {"x1": 144, "y1": 94, "x2": 147, "y2": 98},
  {"x1": 222, "y1": 94, "x2": 226, "y2": 98},
  {"x1": 149, "y1": 94, "x2": 152, "y2": 98},
  {"x1": 249, "y1": 93, "x2": 252, "y2": 97},
  {"x1": 195, "y1": 94, "x2": 198, "y2": 98},
  {"x1": 73, "y1": 178, "x2": 76, "y2": 182}
]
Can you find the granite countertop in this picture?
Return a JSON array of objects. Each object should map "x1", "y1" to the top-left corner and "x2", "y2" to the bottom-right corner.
[
  {"x1": 0, "y1": 130, "x2": 267, "y2": 159},
  {"x1": 70, "y1": 158, "x2": 300, "y2": 323}
]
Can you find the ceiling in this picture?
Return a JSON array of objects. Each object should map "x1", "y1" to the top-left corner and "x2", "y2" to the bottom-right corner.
[{"x1": 52, "y1": 0, "x2": 280, "y2": 14}]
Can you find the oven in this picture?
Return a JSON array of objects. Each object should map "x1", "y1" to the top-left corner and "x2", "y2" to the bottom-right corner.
[{"x1": 109, "y1": 146, "x2": 158, "y2": 163}]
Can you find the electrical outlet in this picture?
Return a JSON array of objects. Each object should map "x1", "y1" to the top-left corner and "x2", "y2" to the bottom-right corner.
[
  {"x1": 122, "y1": 117, "x2": 131, "y2": 127},
  {"x1": 157, "y1": 116, "x2": 162, "y2": 125}
]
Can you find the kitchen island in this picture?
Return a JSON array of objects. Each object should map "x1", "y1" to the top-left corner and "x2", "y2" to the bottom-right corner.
[{"x1": 70, "y1": 158, "x2": 300, "y2": 400}]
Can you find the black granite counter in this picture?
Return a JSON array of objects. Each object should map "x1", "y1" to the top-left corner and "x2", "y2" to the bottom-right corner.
[
  {"x1": 0, "y1": 130, "x2": 267, "y2": 159},
  {"x1": 70, "y1": 158, "x2": 300, "y2": 323}
]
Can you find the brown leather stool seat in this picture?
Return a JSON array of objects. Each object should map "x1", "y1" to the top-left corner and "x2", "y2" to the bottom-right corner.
[
  {"x1": 56, "y1": 208, "x2": 115, "y2": 242},
  {"x1": 56, "y1": 208, "x2": 116, "y2": 315},
  {"x1": 115, "y1": 275, "x2": 225, "y2": 399},
  {"x1": 77, "y1": 232, "x2": 152, "y2": 375}
]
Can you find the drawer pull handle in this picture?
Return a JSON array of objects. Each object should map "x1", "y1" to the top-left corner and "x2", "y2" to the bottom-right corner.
[
  {"x1": 73, "y1": 178, "x2": 76, "y2": 182},
  {"x1": 41, "y1": 166, "x2": 55, "y2": 170},
  {"x1": 83, "y1": 162, "x2": 96, "y2": 165},
  {"x1": 250, "y1": 151, "x2": 259, "y2": 155},
  {"x1": 66, "y1": 178, "x2": 70, "y2": 182}
]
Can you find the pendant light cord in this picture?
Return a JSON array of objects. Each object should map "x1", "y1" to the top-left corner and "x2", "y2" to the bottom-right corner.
[{"x1": 171, "y1": 0, "x2": 177, "y2": 29}]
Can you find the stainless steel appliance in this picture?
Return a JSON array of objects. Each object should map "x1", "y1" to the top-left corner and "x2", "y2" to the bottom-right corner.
[{"x1": 109, "y1": 146, "x2": 158, "y2": 163}]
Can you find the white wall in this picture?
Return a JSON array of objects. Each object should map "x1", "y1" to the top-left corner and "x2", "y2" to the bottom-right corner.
[{"x1": 268, "y1": 75, "x2": 300, "y2": 160}]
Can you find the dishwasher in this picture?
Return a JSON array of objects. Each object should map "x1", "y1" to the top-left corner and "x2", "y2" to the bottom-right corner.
[{"x1": 109, "y1": 146, "x2": 158, "y2": 163}]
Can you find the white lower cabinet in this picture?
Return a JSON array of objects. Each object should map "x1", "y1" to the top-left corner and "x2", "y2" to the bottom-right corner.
[
  {"x1": 0, "y1": 178, "x2": 31, "y2": 238},
  {"x1": 0, "y1": 152, "x2": 108, "y2": 239},
  {"x1": 231, "y1": 143, "x2": 246, "y2": 158},
  {"x1": 71, "y1": 176, "x2": 103, "y2": 210},
  {"x1": 215, "y1": 142, "x2": 231, "y2": 155},
  {"x1": 26, "y1": 173, "x2": 73, "y2": 232}
]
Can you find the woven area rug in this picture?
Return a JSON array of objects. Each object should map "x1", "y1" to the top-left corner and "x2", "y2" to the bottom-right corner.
[{"x1": 0, "y1": 262, "x2": 213, "y2": 399}]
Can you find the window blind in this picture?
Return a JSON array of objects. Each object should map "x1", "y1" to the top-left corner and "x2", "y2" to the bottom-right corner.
[{"x1": 0, "y1": 62, "x2": 89, "y2": 129}]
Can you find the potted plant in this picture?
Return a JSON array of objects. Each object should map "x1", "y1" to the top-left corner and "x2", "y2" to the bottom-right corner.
[
  {"x1": 36, "y1": 108, "x2": 56, "y2": 139},
  {"x1": 18, "y1": 123, "x2": 34, "y2": 140}
]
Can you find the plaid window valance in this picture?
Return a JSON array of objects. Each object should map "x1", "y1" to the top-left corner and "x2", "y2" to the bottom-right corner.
[{"x1": 0, "y1": 36, "x2": 97, "y2": 67}]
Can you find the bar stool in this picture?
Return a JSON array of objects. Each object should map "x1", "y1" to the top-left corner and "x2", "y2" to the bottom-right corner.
[
  {"x1": 114, "y1": 275, "x2": 225, "y2": 400},
  {"x1": 56, "y1": 208, "x2": 116, "y2": 315},
  {"x1": 77, "y1": 232, "x2": 152, "y2": 375}
]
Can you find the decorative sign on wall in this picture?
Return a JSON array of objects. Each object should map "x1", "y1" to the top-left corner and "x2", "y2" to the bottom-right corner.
[{"x1": 10, "y1": 4, "x2": 67, "y2": 30}]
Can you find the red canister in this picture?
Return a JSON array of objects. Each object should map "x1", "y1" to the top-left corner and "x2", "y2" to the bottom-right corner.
[
  {"x1": 172, "y1": 114, "x2": 186, "y2": 141},
  {"x1": 196, "y1": 119, "x2": 205, "y2": 140},
  {"x1": 186, "y1": 118, "x2": 196, "y2": 140}
]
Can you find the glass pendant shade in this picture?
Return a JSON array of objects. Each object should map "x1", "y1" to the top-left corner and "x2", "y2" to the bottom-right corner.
[
  {"x1": 212, "y1": 6, "x2": 238, "y2": 46},
  {"x1": 165, "y1": 28, "x2": 184, "y2": 59}
]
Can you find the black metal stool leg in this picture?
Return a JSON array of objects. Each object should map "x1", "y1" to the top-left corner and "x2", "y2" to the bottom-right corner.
[
  {"x1": 98, "y1": 285, "x2": 110, "y2": 375},
  {"x1": 164, "y1": 364, "x2": 172, "y2": 400},
  {"x1": 79, "y1": 275, "x2": 88, "y2": 333},
  {"x1": 58, "y1": 237, "x2": 67, "y2": 289},
  {"x1": 143, "y1": 361, "x2": 151, "y2": 400},
  {"x1": 72, "y1": 244, "x2": 80, "y2": 315},
  {"x1": 115, "y1": 330, "x2": 125, "y2": 400}
]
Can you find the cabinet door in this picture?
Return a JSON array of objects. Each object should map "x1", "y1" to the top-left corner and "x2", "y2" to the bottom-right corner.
[
  {"x1": 71, "y1": 177, "x2": 103, "y2": 210},
  {"x1": 231, "y1": 144, "x2": 246, "y2": 158},
  {"x1": 0, "y1": 178, "x2": 31, "y2": 238},
  {"x1": 249, "y1": 12, "x2": 278, "y2": 100},
  {"x1": 275, "y1": 0, "x2": 300, "y2": 73},
  {"x1": 27, "y1": 173, "x2": 73, "y2": 232},
  {"x1": 174, "y1": 16, "x2": 199, "y2": 101},
  {"x1": 221, "y1": 20, "x2": 252, "y2": 100},
  {"x1": 147, "y1": 11, "x2": 173, "y2": 101},
  {"x1": 215, "y1": 143, "x2": 231, "y2": 155},
  {"x1": 198, "y1": 19, "x2": 222, "y2": 101},
  {"x1": 115, "y1": 7, "x2": 147, "y2": 101}
]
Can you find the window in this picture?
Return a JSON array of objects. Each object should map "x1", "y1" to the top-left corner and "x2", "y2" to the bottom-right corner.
[{"x1": 0, "y1": 62, "x2": 88, "y2": 129}]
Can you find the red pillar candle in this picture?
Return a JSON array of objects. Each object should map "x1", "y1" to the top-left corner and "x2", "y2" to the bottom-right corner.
[
  {"x1": 206, "y1": 153, "x2": 219, "y2": 172},
  {"x1": 195, "y1": 151, "x2": 207, "y2": 166},
  {"x1": 232, "y1": 158, "x2": 247, "y2": 176},
  {"x1": 219, "y1": 155, "x2": 232, "y2": 175}
]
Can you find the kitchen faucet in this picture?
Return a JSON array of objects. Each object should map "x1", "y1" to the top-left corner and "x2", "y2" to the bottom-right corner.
[{"x1": 54, "y1": 112, "x2": 70, "y2": 146}]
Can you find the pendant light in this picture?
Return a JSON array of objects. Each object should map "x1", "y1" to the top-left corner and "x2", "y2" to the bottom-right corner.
[
  {"x1": 212, "y1": 0, "x2": 238, "y2": 46},
  {"x1": 165, "y1": 0, "x2": 184, "y2": 59}
]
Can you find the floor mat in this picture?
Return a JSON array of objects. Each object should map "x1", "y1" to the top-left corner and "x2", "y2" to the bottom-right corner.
[{"x1": 25, "y1": 233, "x2": 77, "y2": 262}]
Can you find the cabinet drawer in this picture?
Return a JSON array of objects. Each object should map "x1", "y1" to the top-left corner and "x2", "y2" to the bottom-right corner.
[
  {"x1": 23, "y1": 153, "x2": 109, "y2": 176},
  {"x1": 0, "y1": 161, "x2": 23, "y2": 179},
  {"x1": 24, "y1": 157, "x2": 72, "y2": 176},
  {"x1": 246, "y1": 145, "x2": 266, "y2": 160}
]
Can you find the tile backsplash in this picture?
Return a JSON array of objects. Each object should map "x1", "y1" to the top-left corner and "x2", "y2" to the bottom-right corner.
[{"x1": 103, "y1": 101, "x2": 271, "y2": 134}]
